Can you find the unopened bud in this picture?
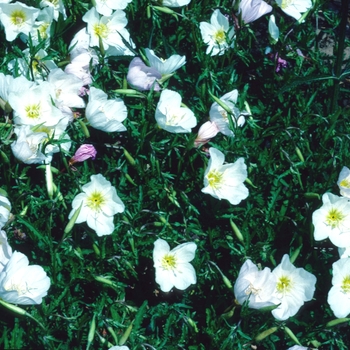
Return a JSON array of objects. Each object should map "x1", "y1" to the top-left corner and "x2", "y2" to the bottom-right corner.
[{"x1": 255, "y1": 326, "x2": 278, "y2": 342}]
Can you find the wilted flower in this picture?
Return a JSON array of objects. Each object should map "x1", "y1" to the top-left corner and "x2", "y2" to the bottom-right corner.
[
  {"x1": 85, "y1": 87, "x2": 127, "y2": 133},
  {"x1": 155, "y1": 89, "x2": 197, "y2": 133},
  {"x1": 68, "y1": 174, "x2": 125, "y2": 236},
  {"x1": 200, "y1": 9, "x2": 235, "y2": 56},
  {"x1": 271, "y1": 254, "x2": 316, "y2": 321},
  {"x1": 194, "y1": 121, "x2": 220, "y2": 147},
  {"x1": 202, "y1": 147, "x2": 249, "y2": 205},
  {"x1": 209, "y1": 89, "x2": 246, "y2": 137},
  {"x1": 0, "y1": 2, "x2": 39, "y2": 41},
  {"x1": 153, "y1": 238, "x2": 197, "y2": 292},
  {"x1": 328, "y1": 258, "x2": 350, "y2": 318},
  {"x1": 312, "y1": 193, "x2": 350, "y2": 248},
  {"x1": 127, "y1": 57, "x2": 161, "y2": 91},
  {"x1": 145, "y1": 48, "x2": 186, "y2": 75},
  {"x1": 0, "y1": 230, "x2": 12, "y2": 273},
  {"x1": 234, "y1": 260, "x2": 279, "y2": 309},
  {"x1": 337, "y1": 166, "x2": 350, "y2": 198},
  {"x1": 275, "y1": 0, "x2": 312, "y2": 21},
  {"x1": 0, "y1": 195, "x2": 11, "y2": 230},
  {"x1": 239, "y1": 0, "x2": 272, "y2": 24},
  {"x1": 69, "y1": 144, "x2": 97, "y2": 166},
  {"x1": 0, "y1": 251, "x2": 50, "y2": 305}
]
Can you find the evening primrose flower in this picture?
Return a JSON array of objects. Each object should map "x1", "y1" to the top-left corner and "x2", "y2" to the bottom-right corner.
[
  {"x1": 193, "y1": 121, "x2": 220, "y2": 148},
  {"x1": 95, "y1": 0, "x2": 132, "y2": 15},
  {"x1": 162, "y1": 0, "x2": 191, "y2": 7},
  {"x1": 337, "y1": 166, "x2": 350, "y2": 198},
  {"x1": 68, "y1": 174, "x2": 125, "y2": 236},
  {"x1": 239, "y1": 0, "x2": 272, "y2": 24},
  {"x1": 153, "y1": 238, "x2": 197, "y2": 292},
  {"x1": 234, "y1": 260, "x2": 279, "y2": 309},
  {"x1": 199, "y1": 9, "x2": 235, "y2": 56},
  {"x1": 271, "y1": 254, "x2": 316, "y2": 321},
  {"x1": 155, "y1": 89, "x2": 197, "y2": 133},
  {"x1": 85, "y1": 87, "x2": 127, "y2": 133},
  {"x1": 0, "y1": 231, "x2": 12, "y2": 273},
  {"x1": 268, "y1": 15, "x2": 279, "y2": 43},
  {"x1": 0, "y1": 251, "x2": 50, "y2": 305},
  {"x1": 312, "y1": 193, "x2": 350, "y2": 248},
  {"x1": 328, "y1": 258, "x2": 350, "y2": 318},
  {"x1": 145, "y1": 49, "x2": 186, "y2": 75},
  {"x1": 0, "y1": 195, "x2": 11, "y2": 230},
  {"x1": 209, "y1": 89, "x2": 246, "y2": 137},
  {"x1": 40, "y1": 0, "x2": 66, "y2": 21},
  {"x1": 202, "y1": 147, "x2": 248, "y2": 205},
  {"x1": 276, "y1": 0, "x2": 312, "y2": 21},
  {"x1": 0, "y1": 2, "x2": 40, "y2": 41}
]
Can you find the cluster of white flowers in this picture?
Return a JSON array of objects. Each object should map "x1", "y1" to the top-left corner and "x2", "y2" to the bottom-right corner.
[
  {"x1": 234, "y1": 255, "x2": 317, "y2": 321},
  {"x1": 0, "y1": 196, "x2": 50, "y2": 305}
]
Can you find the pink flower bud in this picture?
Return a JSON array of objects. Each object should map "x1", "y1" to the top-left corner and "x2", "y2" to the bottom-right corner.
[
  {"x1": 127, "y1": 57, "x2": 162, "y2": 91},
  {"x1": 194, "y1": 121, "x2": 219, "y2": 147},
  {"x1": 69, "y1": 144, "x2": 97, "y2": 166}
]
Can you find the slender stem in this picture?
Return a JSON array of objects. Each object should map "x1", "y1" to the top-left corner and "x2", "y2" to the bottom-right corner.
[{"x1": 330, "y1": 0, "x2": 350, "y2": 113}]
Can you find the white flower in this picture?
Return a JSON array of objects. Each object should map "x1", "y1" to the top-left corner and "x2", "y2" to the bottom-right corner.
[
  {"x1": 337, "y1": 166, "x2": 350, "y2": 198},
  {"x1": 155, "y1": 89, "x2": 197, "y2": 133},
  {"x1": 145, "y1": 48, "x2": 186, "y2": 75},
  {"x1": 201, "y1": 147, "x2": 248, "y2": 205},
  {"x1": 312, "y1": 193, "x2": 350, "y2": 248},
  {"x1": 153, "y1": 238, "x2": 197, "y2": 292},
  {"x1": 0, "y1": 251, "x2": 50, "y2": 305},
  {"x1": 0, "y1": 195, "x2": 11, "y2": 230},
  {"x1": 287, "y1": 347, "x2": 308, "y2": 350},
  {"x1": 68, "y1": 174, "x2": 125, "y2": 236},
  {"x1": 85, "y1": 87, "x2": 127, "y2": 133},
  {"x1": 234, "y1": 260, "x2": 279, "y2": 309},
  {"x1": 11, "y1": 125, "x2": 51, "y2": 164},
  {"x1": 25, "y1": 7, "x2": 54, "y2": 45},
  {"x1": 339, "y1": 246, "x2": 350, "y2": 259},
  {"x1": 209, "y1": 89, "x2": 246, "y2": 137},
  {"x1": 94, "y1": 0, "x2": 132, "y2": 15},
  {"x1": 0, "y1": 231, "x2": 12, "y2": 273},
  {"x1": 268, "y1": 15, "x2": 279, "y2": 42},
  {"x1": 239, "y1": 0, "x2": 272, "y2": 24},
  {"x1": 162, "y1": 0, "x2": 191, "y2": 7},
  {"x1": 40, "y1": 0, "x2": 66, "y2": 21},
  {"x1": 199, "y1": 9, "x2": 235, "y2": 56},
  {"x1": 328, "y1": 258, "x2": 350, "y2": 318},
  {"x1": 109, "y1": 347, "x2": 130, "y2": 350},
  {"x1": 271, "y1": 254, "x2": 316, "y2": 321},
  {"x1": 276, "y1": 0, "x2": 312, "y2": 21},
  {"x1": 0, "y1": 2, "x2": 40, "y2": 41}
]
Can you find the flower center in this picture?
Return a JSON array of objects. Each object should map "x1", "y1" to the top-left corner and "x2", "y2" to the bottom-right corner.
[
  {"x1": 325, "y1": 208, "x2": 345, "y2": 229},
  {"x1": 93, "y1": 23, "x2": 108, "y2": 39},
  {"x1": 213, "y1": 28, "x2": 226, "y2": 44},
  {"x1": 341, "y1": 275, "x2": 350, "y2": 294},
  {"x1": 10, "y1": 10, "x2": 26, "y2": 27},
  {"x1": 25, "y1": 103, "x2": 41, "y2": 119},
  {"x1": 281, "y1": 0, "x2": 293, "y2": 9},
  {"x1": 86, "y1": 191, "x2": 105, "y2": 211},
  {"x1": 245, "y1": 283, "x2": 261, "y2": 296},
  {"x1": 161, "y1": 254, "x2": 177, "y2": 270},
  {"x1": 276, "y1": 275, "x2": 292, "y2": 294},
  {"x1": 340, "y1": 178, "x2": 350, "y2": 189},
  {"x1": 207, "y1": 170, "x2": 223, "y2": 189},
  {"x1": 4, "y1": 278, "x2": 30, "y2": 295}
]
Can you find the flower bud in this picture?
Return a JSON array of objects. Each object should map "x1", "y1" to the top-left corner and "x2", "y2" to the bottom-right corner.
[
  {"x1": 194, "y1": 121, "x2": 219, "y2": 147},
  {"x1": 69, "y1": 144, "x2": 97, "y2": 166}
]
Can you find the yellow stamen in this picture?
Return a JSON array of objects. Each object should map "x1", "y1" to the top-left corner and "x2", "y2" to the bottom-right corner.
[
  {"x1": 325, "y1": 208, "x2": 345, "y2": 229},
  {"x1": 161, "y1": 254, "x2": 177, "y2": 270},
  {"x1": 10, "y1": 10, "x2": 26, "y2": 27},
  {"x1": 86, "y1": 192, "x2": 105, "y2": 211},
  {"x1": 342, "y1": 276, "x2": 350, "y2": 294},
  {"x1": 276, "y1": 275, "x2": 292, "y2": 294},
  {"x1": 207, "y1": 170, "x2": 223, "y2": 189}
]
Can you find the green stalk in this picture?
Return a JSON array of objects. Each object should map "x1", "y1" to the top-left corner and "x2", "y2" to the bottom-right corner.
[{"x1": 330, "y1": 0, "x2": 349, "y2": 113}]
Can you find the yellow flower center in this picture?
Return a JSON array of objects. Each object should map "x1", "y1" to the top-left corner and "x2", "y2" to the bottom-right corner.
[
  {"x1": 281, "y1": 0, "x2": 293, "y2": 9},
  {"x1": 4, "y1": 279, "x2": 30, "y2": 295},
  {"x1": 213, "y1": 28, "x2": 226, "y2": 44},
  {"x1": 161, "y1": 254, "x2": 177, "y2": 270},
  {"x1": 341, "y1": 275, "x2": 350, "y2": 294},
  {"x1": 93, "y1": 23, "x2": 108, "y2": 39},
  {"x1": 276, "y1": 275, "x2": 292, "y2": 294},
  {"x1": 25, "y1": 103, "x2": 41, "y2": 119},
  {"x1": 38, "y1": 23, "x2": 49, "y2": 39},
  {"x1": 207, "y1": 169, "x2": 223, "y2": 189},
  {"x1": 340, "y1": 178, "x2": 350, "y2": 189},
  {"x1": 86, "y1": 191, "x2": 105, "y2": 211},
  {"x1": 325, "y1": 208, "x2": 345, "y2": 229},
  {"x1": 10, "y1": 10, "x2": 26, "y2": 27}
]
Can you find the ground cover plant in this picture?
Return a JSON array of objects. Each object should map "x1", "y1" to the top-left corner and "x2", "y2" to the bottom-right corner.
[{"x1": 0, "y1": 0, "x2": 350, "y2": 349}]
